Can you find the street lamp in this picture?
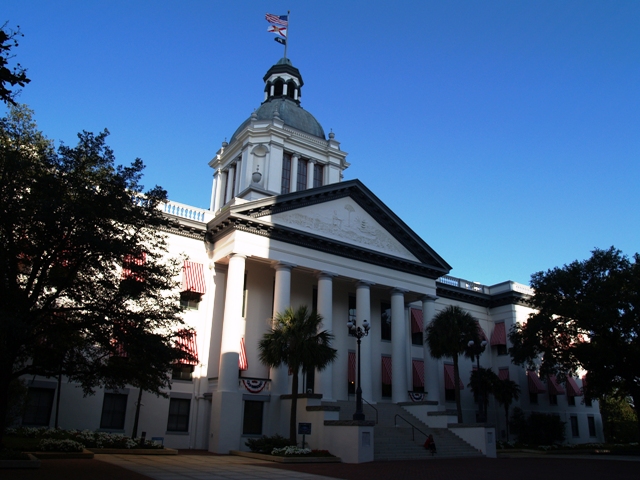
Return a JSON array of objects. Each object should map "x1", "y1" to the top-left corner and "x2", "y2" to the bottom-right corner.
[
  {"x1": 348, "y1": 318, "x2": 370, "y2": 421},
  {"x1": 468, "y1": 339, "x2": 488, "y2": 422}
]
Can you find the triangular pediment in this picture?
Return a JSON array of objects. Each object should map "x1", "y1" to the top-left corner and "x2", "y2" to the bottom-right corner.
[
  {"x1": 208, "y1": 180, "x2": 451, "y2": 279},
  {"x1": 263, "y1": 198, "x2": 419, "y2": 261}
]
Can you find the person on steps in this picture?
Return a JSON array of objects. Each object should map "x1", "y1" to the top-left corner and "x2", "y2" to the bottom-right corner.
[{"x1": 423, "y1": 434, "x2": 437, "y2": 455}]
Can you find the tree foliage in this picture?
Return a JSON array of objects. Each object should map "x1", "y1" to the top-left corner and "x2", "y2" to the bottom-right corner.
[
  {"x1": 425, "y1": 305, "x2": 481, "y2": 423},
  {"x1": 258, "y1": 305, "x2": 337, "y2": 443},
  {"x1": 600, "y1": 395, "x2": 638, "y2": 443},
  {"x1": 0, "y1": 23, "x2": 30, "y2": 106},
  {"x1": 492, "y1": 377, "x2": 520, "y2": 438},
  {"x1": 509, "y1": 247, "x2": 640, "y2": 438},
  {"x1": 468, "y1": 367, "x2": 497, "y2": 422},
  {"x1": 0, "y1": 106, "x2": 189, "y2": 440},
  {"x1": 509, "y1": 407, "x2": 565, "y2": 445}
]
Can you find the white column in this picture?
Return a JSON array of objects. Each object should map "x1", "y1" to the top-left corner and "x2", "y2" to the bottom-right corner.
[
  {"x1": 214, "y1": 170, "x2": 227, "y2": 211},
  {"x1": 391, "y1": 288, "x2": 408, "y2": 403},
  {"x1": 270, "y1": 262, "x2": 294, "y2": 395},
  {"x1": 290, "y1": 153, "x2": 299, "y2": 193},
  {"x1": 356, "y1": 281, "x2": 373, "y2": 402},
  {"x1": 234, "y1": 158, "x2": 242, "y2": 195},
  {"x1": 307, "y1": 159, "x2": 315, "y2": 189},
  {"x1": 217, "y1": 254, "x2": 246, "y2": 393},
  {"x1": 422, "y1": 295, "x2": 439, "y2": 403},
  {"x1": 283, "y1": 83, "x2": 288, "y2": 96},
  {"x1": 225, "y1": 165, "x2": 235, "y2": 204},
  {"x1": 316, "y1": 272, "x2": 335, "y2": 401}
]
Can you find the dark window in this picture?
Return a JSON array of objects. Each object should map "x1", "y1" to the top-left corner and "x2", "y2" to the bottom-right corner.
[
  {"x1": 348, "y1": 295, "x2": 356, "y2": 335},
  {"x1": 297, "y1": 158, "x2": 307, "y2": 191},
  {"x1": 496, "y1": 345, "x2": 508, "y2": 356},
  {"x1": 274, "y1": 79, "x2": 284, "y2": 97},
  {"x1": 281, "y1": 154, "x2": 291, "y2": 194},
  {"x1": 381, "y1": 302, "x2": 391, "y2": 341},
  {"x1": 172, "y1": 364, "x2": 195, "y2": 381},
  {"x1": 167, "y1": 398, "x2": 191, "y2": 432},
  {"x1": 286, "y1": 80, "x2": 296, "y2": 99},
  {"x1": 312, "y1": 287, "x2": 318, "y2": 313},
  {"x1": 549, "y1": 394, "x2": 558, "y2": 405},
  {"x1": 445, "y1": 388, "x2": 456, "y2": 402},
  {"x1": 568, "y1": 395, "x2": 576, "y2": 406},
  {"x1": 180, "y1": 291, "x2": 201, "y2": 310},
  {"x1": 570, "y1": 415, "x2": 579, "y2": 437},
  {"x1": 305, "y1": 366, "x2": 315, "y2": 393},
  {"x1": 230, "y1": 164, "x2": 237, "y2": 198},
  {"x1": 22, "y1": 387, "x2": 54, "y2": 426},
  {"x1": 100, "y1": 393, "x2": 127, "y2": 430},
  {"x1": 529, "y1": 392, "x2": 538, "y2": 405},
  {"x1": 585, "y1": 397, "x2": 592, "y2": 407},
  {"x1": 242, "y1": 400, "x2": 264, "y2": 435},
  {"x1": 588, "y1": 416, "x2": 596, "y2": 437},
  {"x1": 313, "y1": 163, "x2": 323, "y2": 188}
]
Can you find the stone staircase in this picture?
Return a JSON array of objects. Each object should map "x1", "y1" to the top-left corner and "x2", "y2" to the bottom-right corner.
[{"x1": 326, "y1": 400, "x2": 484, "y2": 461}]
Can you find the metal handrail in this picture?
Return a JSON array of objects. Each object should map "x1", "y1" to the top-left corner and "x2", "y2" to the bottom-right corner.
[
  {"x1": 362, "y1": 397, "x2": 378, "y2": 424},
  {"x1": 394, "y1": 414, "x2": 429, "y2": 441}
]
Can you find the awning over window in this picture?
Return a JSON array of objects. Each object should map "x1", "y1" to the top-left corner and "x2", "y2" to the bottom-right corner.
[
  {"x1": 410, "y1": 308, "x2": 423, "y2": 334},
  {"x1": 412, "y1": 359, "x2": 425, "y2": 388},
  {"x1": 122, "y1": 252, "x2": 146, "y2": 281},
  {"x1": 566, "y1": 376, "x2": 582, "y2": 397},
  {"x1": 498, "y1": 368, "x2": 510, "y2": 380},
  {"x1": 175, "y1": 329, "x2": 198, "y2": 366},
  {"x1": 239, "y1": 337, "x2": 248, "y2": 371},
  {"x1": 381, "y1": 356, "x2": 392, "y2": 385},
  {"x1": 475, "y1": 321, "x2": 488, "y2": 342},
  {"x1": 527, "y1": 370, "x2": 546, "y2": 394},
  {"x1": 181, "y1": 261, "x2": 206, "y2": 294},
  {"x1": 491, "y1": 322, "x2": 506, "y2": 346},
  {"x1": 348, "y1": 351, "x2": 356, "y2": 383},
  {"x1": 444, "y1": 364, "x2": 464, "y2": 390},
  {"x1": 547, "y1": 375, "x2": 566, "y2": 395}
]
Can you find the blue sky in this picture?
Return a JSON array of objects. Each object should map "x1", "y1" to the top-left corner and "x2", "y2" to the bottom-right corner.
[{"x1": 3, "y1": 1, "x2": 639, "y2": 286}]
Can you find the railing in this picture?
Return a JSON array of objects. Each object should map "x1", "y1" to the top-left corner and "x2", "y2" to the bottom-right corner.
[
  {"x1": 394, "y1": 414, "x2": 429, "y2": 441},
  {"x1": 437, "y1": 275, "x2": 487, "y2": 293},
  {"x1": 362, "y1": 397, "x2": 378, "y2": 424},
  {"x1": 161, "y1": 200, "x2": 215, "y2": 223}
]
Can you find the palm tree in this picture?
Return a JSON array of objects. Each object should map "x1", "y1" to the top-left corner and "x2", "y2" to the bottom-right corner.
[
  {"x1": 425, "y1": 305, "x2": 480, "y2": 423},
  {"x1": 468, "y1": 367, "x2": 498, "y2": 422},
  {"x1": 259, "y1": 305, "x2": 337, "y2": 443},
  {"x1": 492, "y1": 378, "x2": 521, "y2": 439}
]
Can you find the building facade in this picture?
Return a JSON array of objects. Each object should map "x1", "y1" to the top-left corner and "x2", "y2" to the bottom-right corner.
[{"x1": 20, "y1": 57, "x2": 603, "y2": 451}]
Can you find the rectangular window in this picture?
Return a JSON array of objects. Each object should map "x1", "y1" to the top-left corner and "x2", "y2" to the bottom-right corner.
[
  {"x1": 171, "y1": 364, "x2": 195, "y2": 381},
  {"x1": 445, "y1": 388, "x2": 456, "y2": 402},
  {"x1": 100, "y1": 393, "x2": 127, "y2": 430},
  {"x1": 231, "y1": 164, "x2": 237, "y2": 198},
  {"x1": 242, "y1": 400, "x2": 264, "y2": 435},
  {"x1": 22, "y1": 387, "x2": 55, "y2": 426},
  {"x1": 312, "y1": 287, "x2": 318, "y2": 313},
  {"x1": 588, "y1": 416, "x2": 596, "y2": 437},
  {"x1": 529, "y1": 392, "x2": 538, "y2": 405},
  {"x1": 412, "y1": 359, "x2": 425, "y2": 393},
  {"x1": 296, "y1": 158, "x2": 307, "y2": 191},
  {"x1": 167, "y1": 398, "x2": 191, "y2": 432},
  {"x1": 313, "y1": 163, "x2": 323, "y2": 188},
  {"x1": 348, "y1": 295, "x2": 356, "y2": 335},
  {"x1": 549, "y1": 394, "x2": 558, "y2": 406},
  {"x1": 381, "y1": 356, "x2": 392, "y2": 398},
  {"x1": 496, "y1": 344, "x2": 508, "y2": 356},
  {"x1": 410, "y1": 309, "x2": 423, "y2": 345},
  {"x1": 281, "y1": 153, "x2": 291, "y2": 194},
  {"x1": 381, "y1": 302, "x2": 391, "y2": 341},
  {"x1": 585, "y1": 397, "x2": 592, "y2": 407},
  {"x1": 570, "y1": 415, "x2": 579, "y2": 437},
  {"x1": 180, "y1": 291, "x2": 201, "y2": 310},
  {"x1": 568, "y1": 395, "x2": 576, "y2": 406}
]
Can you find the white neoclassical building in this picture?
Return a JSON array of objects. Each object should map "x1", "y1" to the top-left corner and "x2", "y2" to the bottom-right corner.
[{"x1": 20, "y1": 57, "x2": 603, "y2": 458}]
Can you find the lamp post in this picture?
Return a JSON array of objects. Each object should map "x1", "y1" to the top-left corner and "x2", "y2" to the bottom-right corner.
[
  {"x1": 348, "y1": 318, "x2": 370, "y2": 421},
  {"x1": 468, "y1": 339, "x2": 488, "y2": 422}
]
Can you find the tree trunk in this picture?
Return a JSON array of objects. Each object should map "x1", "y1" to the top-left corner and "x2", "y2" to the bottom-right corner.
[
  {"x1": 131, "y1": 388, "x2": 143, "y2": 439},
  {"x1": 453, "y1": 356, "x2": 463, "y2": 423},
  {"x1": 289, "y1": 368, "x2": 299, "y2": 444},
  {"x1": 54, "y1": 370, "x2": 62, "y2": 428},
  {"x1": 0, "y1": 366, "x2": 14, "y2": 446},
  {"x1": 504, "y1": 405, "x2": 510, "y2": 439}
]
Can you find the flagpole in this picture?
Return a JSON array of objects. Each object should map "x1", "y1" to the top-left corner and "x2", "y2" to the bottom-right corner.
[{"x1": 284, "y1": 10, "x2": 290, "y2": 59}]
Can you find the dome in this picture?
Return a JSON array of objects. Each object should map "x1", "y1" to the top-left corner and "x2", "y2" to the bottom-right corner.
[{"x1": 230, "y1": 98, "x2": 326, "y2": 143}]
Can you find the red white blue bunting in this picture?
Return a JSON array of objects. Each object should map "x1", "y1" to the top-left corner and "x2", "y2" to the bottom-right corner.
[{"x1": 242, "y1": 379, "x2": 267, "y2": 394}]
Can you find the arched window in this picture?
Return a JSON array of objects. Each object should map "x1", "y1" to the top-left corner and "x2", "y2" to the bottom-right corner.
[
  {"x1": 286, "y1": 80, "x2": 296, "y2": 99},
  {"x1": 273, "y1": 78, "x2": 284, "y2": 97}
]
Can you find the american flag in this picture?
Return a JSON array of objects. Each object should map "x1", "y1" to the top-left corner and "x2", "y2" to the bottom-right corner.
[
  {"x1": 265, "y1": 13, "x2": 288, "y2": 27},
  {"x1": 239, "y1": 337, "x2": 248, "y2": 371}
]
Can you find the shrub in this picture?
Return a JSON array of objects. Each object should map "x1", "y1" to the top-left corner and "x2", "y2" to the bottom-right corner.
[
  {"x1": 510, "y1": 408, "x2": 565, "y2": 445},
  {"x1": 38, "y1": 439, "x2": 84, "y2": 452},
  {"x1": 245, "y1": 434, "x2": 294, "y2": 453}
]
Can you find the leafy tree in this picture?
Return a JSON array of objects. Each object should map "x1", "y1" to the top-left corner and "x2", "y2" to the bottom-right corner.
[
  {"x1": 599, "y1": 395, "x2": 638, "y2": 443},
  {"x1": 425, "y1": 305, "x2": 480, "y2": 423},
  {"x1": 258, "y1": 305, "x2": 337, "y2": 443},
  {"x1": 509, "y1": 408, "x2": 565, "y2": 445},
  {"x1": 468, "y1": 367, "x2": 497, "y2": 422},
  {"x1": 492, "y1": 378, "x2": 520, "y2": 439},
  {"x1": 0, "y1": 106, "x2": 190, "y2": 443},
  {"x1": 509, "y1": 247, "x2": 640, "y2": 439},
  {"x1": 0, "y1": 23, "x2": 30, "y2": 106}
]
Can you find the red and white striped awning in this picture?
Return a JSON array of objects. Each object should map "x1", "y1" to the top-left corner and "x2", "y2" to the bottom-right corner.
[
  {"x1": 444, "y1": 364, "x2": 464, "y2": 390},
  {"x1": 566, "y1": 376, "x2": 583, "y2": 397},
  {"x1": 348, "y1": 351, "x2": 356, "y2": 383},
  {"x1": 476, "y1": 321, "x2": 488, "y2": 342},
  {"x1": 491, "y1": 322, "x2": 506, "y2": 346},
  {"x1": 547, "y1": 375, "x2": 566, "y2": 395},
  {"x1": 381, "y1": 356, "x2": 392, "y2": 385},
  {"x1": 239, "y1": 337, "x2": 248, "y2": 371},
  {"x1": 181, "y1": 261, "x2": 206, "y2": 294},
  {"x1": 498, "y1": 368, "x2": 510, "y2": 381},
  {"x1": 527, "y1": 370, "x2": 547, "y2": 394},
  {"x1": 175, "y1": 329, "x2": 198, "y2": 365},
  {"x1": 122, "y1": 252, "x2": 146, "y2": 281},
  {"x1": 412, "y1": 359, "x2": 425, "y2": 388},
  {"x1": 410, "y1": 308, "x2": 423, "y2": 334}
]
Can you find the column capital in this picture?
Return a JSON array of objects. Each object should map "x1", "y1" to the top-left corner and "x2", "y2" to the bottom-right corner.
[
  {"x1": 355, "y1": 280, "x2": 375, "y2": 288},
  {"x1": 420, "y1": 294, "x2": 438, "y2": 303},
  {"x1": 228, "y1": 253, "x2": 246, "y2": 261},
  {"x1": 390, "y1": 287, "x2": 408, "y2": 295},
  {"x1": 292, "y1": 152, "x2": 301, "y2": 160},
  {"x1": 316, "y1": 270, "x2": 338, "y2": 280},
  {"x1": 307, "y1": 158, "x2": 316, "y2": 165},
  {"x1": 271, "y1": 261, "x2": 296, "y2": 272}
]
